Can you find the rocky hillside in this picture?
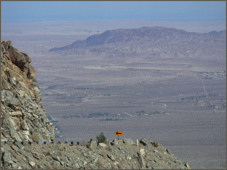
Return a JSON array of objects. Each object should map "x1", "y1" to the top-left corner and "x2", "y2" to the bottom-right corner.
[
  {"x1": 1, "y1": 41, "x2": 190, "y2": 169},
  {"x1": 49, "y1": 26, "x2": 226, "y2": 52},
  {"x1": 1, "y1": 138, "x2": 190, "y2": 169},
  {"x1": 1, "y1": 40, "x2": 54, "y2": 142}
]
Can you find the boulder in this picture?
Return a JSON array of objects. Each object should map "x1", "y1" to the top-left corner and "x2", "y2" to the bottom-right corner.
[
  {"x1": 49, "y1": 123, "x2": 55, "y2": 141},
  {"x1": 98, "y1": 143, "x2": 107, "y2": 149},
  {"x1": 8, "y1": 47, "x2": 26, "y2": 67},
  {"x1": 90, "y1": 140, "x2": 97, "y2": 149},
  {"x1": 1, "y1": 42, "x2": 6, "y2": 52},
  {"x1": 1, "y1": 78, "x2": 11, "y2": 90},
  {"x1": 10, "y1": 111, "x2": 22, "y2": 117},
  {"x1": 138, "y1": 149, "x2": 146, "y2": 169},
  {"x1": 2, "y1": 151, "x2": 13, "y2": 166},
  {"x1": 139, "y1": 148, "x2": 145, "y2": 157},
  {"x1": 107, "y1": 153, "x2": 115, "y2": 161},
  {"x1": 10, "y1": 127, "x2": 21, "y2": 141},
  {"x1": 3, "y1": 42, "x2": 32, "y2": 71},
  {"x1": 112, "y1": 139, "x2": 118, "y2": 145},
  {"x1": 52, "y1": 153, "x2": 61, "y2": 162},
  {"x1": 2, "y1": 119, "x2": 21, "y2": 141},
  {"x1": 27, "y1": 64, "x2": 36, "y2": 79},
  {"x1": 28, "y1": 161, "x2": 36, "y2": 168},
  {"x1": 140, "y1": 138, "x2": 149, "y2": 146},
  {"x1": 15, "y1": 142, "x2": 24, "y2": 149},
  {"x1": 20, "y1": 52, "x2": 31, "y2": 63},
  {"x1": 122, "y1": 138, "x2": 134, "y2": 145},
  {"x1": 3, "y1": 91, "x2": 19, "y2": 106},
  {"x1": 1, "y1": 40, "x2": 12, "y2": 50},
  {"x1": 20, "y1": 119, "x2": 29, "y2": 130},
  {"x1": 113, "y1": 139, "x2": 123, "y2": 145},
  {"x1": 32, "y1": 86, "x2": 41, "y2": 103},
  {"x1": 21, "y1": 63, "x2": 29, "y2": 76},
  {"x1": 138, "y1": 155, "x2": 146, "y2": 169}
]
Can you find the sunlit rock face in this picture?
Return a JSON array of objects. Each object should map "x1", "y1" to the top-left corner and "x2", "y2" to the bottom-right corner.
[{"x1": 1, "y1": 40, "x2": 54, "y2": 142}]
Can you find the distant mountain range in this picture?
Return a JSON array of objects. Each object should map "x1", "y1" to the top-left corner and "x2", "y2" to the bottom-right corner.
[{"x1": 49, "y1": 27, "x2": 226, "y2": 52}]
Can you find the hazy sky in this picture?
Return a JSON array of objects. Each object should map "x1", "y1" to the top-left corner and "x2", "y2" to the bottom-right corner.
[{"x1": 1, "y1": 1, "x2": 226, "y2": 22}]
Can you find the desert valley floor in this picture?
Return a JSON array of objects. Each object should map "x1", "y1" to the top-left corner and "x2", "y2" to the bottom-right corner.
[{"x1": 1, "y1": 20, "x2": 226, "y2": 169}]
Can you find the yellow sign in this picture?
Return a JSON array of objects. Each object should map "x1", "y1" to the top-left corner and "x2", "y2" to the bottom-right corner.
[{"x1": 115, "y1": 131, "x2": 122, "y2": 136}]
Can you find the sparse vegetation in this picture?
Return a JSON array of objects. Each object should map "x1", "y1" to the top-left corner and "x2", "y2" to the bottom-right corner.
[
  {"x1": 152, "y1": 142, "x2": 159, "y2": 147},
  {"x1": 62, "y1": 115, "x2": 80, "y2": 119},
  {"x1": 181, "y1": 94, "x2": 218, "y2": 101},
  {"x1": 99, "y1": 118, "x2": 125, "y2": 121},
  {"x1": 150, "y1": 111, "x2": 165, "y2": 115},
  {"x1": 88, "y1": 112, "x2": 109, "y2": 118},
  {"x1": 136, "y1": 110, "x2": 145, "y2": 114},
  {"x1": 96, "y1": 132, "x2": 106, "y2": 144},
  {"x1": 137, "y1": 110, "x2": 165, "y2": 116},
  {"x1": 103, "y1": 93, "x2": 111, "y2": 96}
]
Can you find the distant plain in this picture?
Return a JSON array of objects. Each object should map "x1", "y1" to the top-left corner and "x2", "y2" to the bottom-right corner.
[{"x1": 1, "y1": 20, "x2": 226, "y2": 169}]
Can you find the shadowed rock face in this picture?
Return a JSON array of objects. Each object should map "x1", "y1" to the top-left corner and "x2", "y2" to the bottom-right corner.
[{"x1": 1, "y1": 40, "x2": 54, "y2": 142}]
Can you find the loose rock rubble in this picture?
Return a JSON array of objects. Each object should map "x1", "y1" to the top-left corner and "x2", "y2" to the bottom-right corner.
[{"x1": 1, "y1": 138, "x2": 190, "y2": 169}]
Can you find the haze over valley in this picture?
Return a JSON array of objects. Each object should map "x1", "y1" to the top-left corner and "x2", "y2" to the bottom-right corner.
[{"x1": 1, "y1": 20, "x2": 226, "y2": 169}]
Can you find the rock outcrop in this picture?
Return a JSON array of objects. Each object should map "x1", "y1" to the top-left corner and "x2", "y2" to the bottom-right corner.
[
  {"x1": 1, "y1": 138, "x2": 190, "y2": 169},
  {"x1": 1, "y1": 40, "x2": 54, "y2": 142}
]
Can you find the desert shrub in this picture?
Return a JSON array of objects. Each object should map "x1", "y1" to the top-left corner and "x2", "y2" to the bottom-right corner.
[
  {"x1": 152, "y1": 142, "x2": 159, "y2": 147},
  {"x1": 31, "y1": 134, "x2": 39, "y2": 142},
  {"x1": 96, "y1": 132, "x2": 106, "y2": 144}
]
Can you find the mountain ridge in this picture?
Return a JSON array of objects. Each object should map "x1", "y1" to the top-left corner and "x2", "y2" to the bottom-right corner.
[{"x1": 49, "y1": 26, "x2": 226, "y2": 52}]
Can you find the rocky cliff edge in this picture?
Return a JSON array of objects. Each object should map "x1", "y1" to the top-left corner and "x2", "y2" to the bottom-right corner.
[
  {"x1": 1, "y1": 138, "x2": 190, "y2": 169},
  {"x1": 1, "y1": 40, "x2": 54, "y2": 142}
]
